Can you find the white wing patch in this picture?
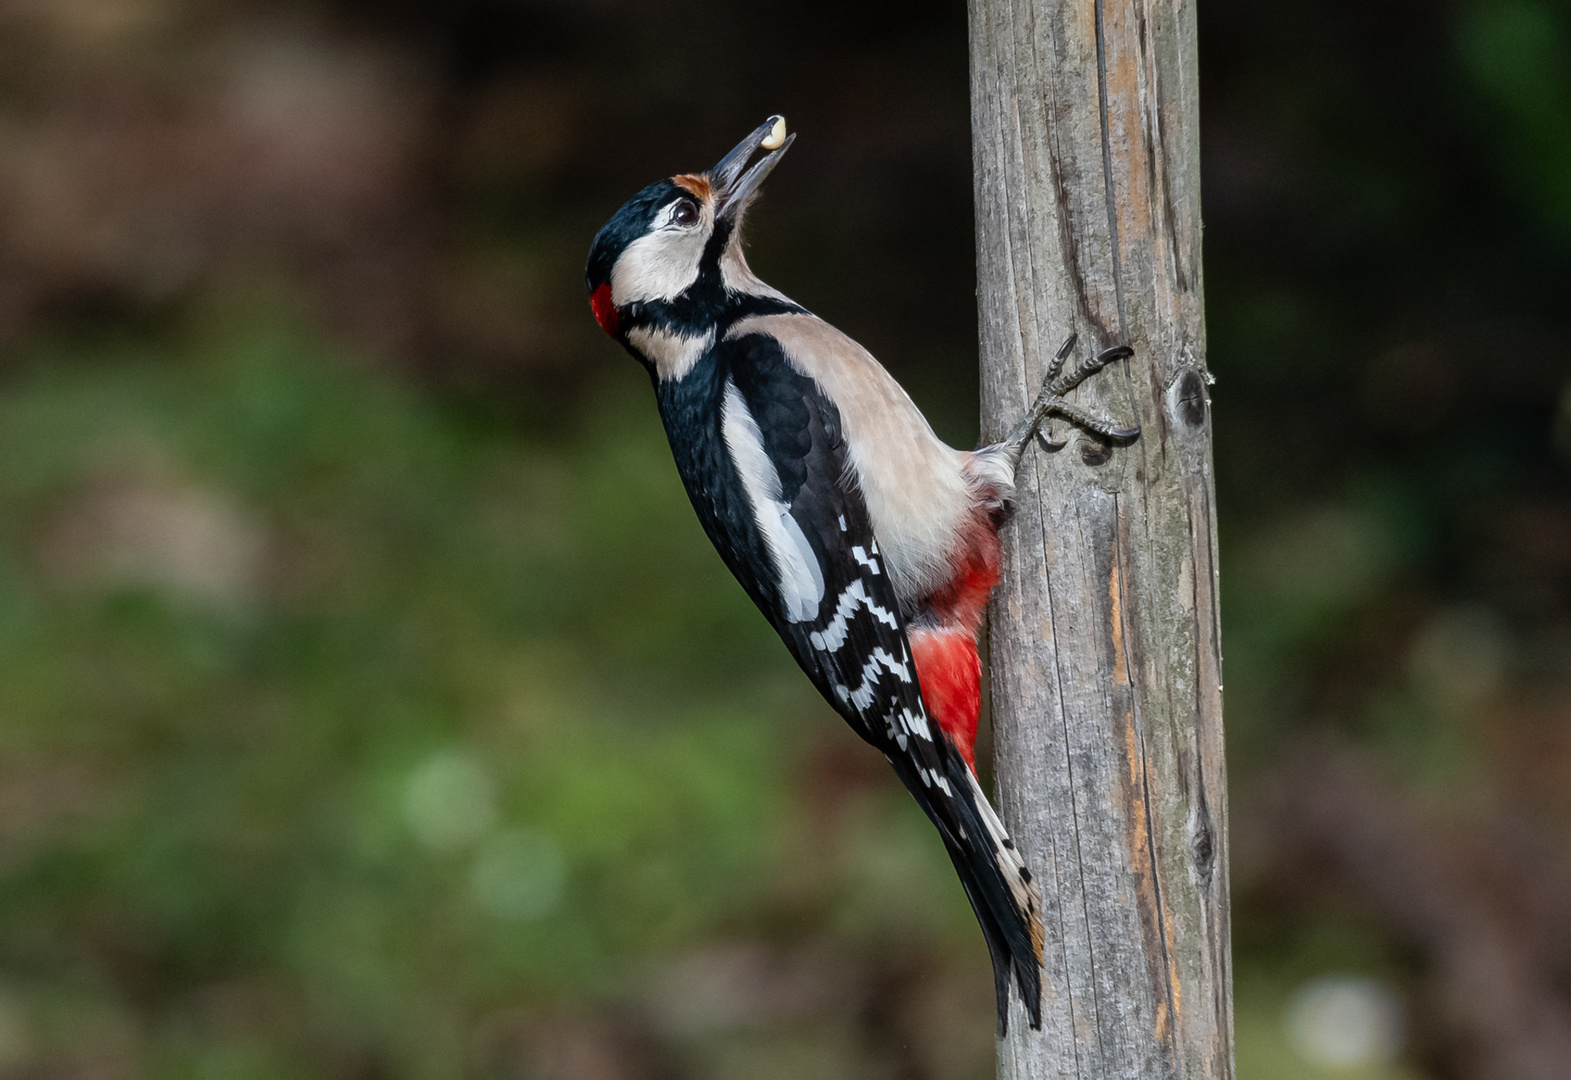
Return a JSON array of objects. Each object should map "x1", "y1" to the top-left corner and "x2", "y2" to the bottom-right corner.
[{"x1": 721, "y1": 380, "x2": 825, "y2": 623}]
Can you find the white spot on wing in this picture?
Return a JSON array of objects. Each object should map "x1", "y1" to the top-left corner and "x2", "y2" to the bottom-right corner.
[
  {"x1": 808, "y1": 579, "x2": 897, "y2": 654},
  {"x1": 840, "y1": 646, "x2": 914, "y2": 711},
  {"x1": 871, "y1": 647, "x2": 910, "y2": 682},
  {"x1": 849, "y1": 679, "x2": 875, "y2": 710},
  {"x1": 722, "y1": 380, "x2": 825, "y2": 622}
]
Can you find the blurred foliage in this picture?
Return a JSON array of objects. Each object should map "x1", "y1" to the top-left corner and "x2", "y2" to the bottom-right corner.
[
  {"x1": 0, "y1": 308, "x2": 996, "y2": 1079},
  {"x1": 0, "y1": 0, "x2": 1566, "y2": 1079},
  {"x1": 1457, "y1": 0, "x2": 1571, "y2": 233}
]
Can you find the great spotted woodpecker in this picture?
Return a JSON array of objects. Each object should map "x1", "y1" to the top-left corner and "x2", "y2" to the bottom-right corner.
[{"x1": 586, "y1": 116, "x2": 1137, "y2": 1032}]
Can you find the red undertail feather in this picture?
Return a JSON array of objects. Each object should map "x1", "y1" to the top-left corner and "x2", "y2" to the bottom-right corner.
[
  {"x1": 909, "y1": 627, "x2": 982, "y2": 768},
  {"x1": 912, "y1": 510, "x2": 1004, "y2": 769}
]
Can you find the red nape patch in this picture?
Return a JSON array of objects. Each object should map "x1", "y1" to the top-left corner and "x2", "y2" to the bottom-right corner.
[
  {"x1": 909, "y1": 627, "x2": 983, "y2": 770},
  {"x1": 590, "y1": 283, "x2": 619, "y2": 336}
]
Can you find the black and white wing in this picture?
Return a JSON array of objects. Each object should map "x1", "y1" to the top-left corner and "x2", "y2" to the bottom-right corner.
[{"x1": 711, "y1": 329, "x2": 1044, "y2": 1033}]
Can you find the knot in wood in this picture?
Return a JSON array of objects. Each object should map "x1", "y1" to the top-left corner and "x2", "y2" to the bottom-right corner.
[
  {"x1": 1177, "y1": 369, "x2": 1207, "y2": 428},
  {"x1": 1192, "y1": 803, "x2": 1216, "y2": 885}
]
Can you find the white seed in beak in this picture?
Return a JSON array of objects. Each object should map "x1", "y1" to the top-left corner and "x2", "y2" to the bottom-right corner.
[{"x1": 761, "y1": 116, "x2": 787, "y2": 151}]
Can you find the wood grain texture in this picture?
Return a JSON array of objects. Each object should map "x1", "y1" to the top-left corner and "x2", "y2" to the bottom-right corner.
[{"x1": 966, "y1": 0, "x2": 1232, "y2": 1076}]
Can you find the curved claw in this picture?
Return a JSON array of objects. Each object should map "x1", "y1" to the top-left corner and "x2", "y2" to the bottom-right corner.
[
  {"x1": 1044, "y1": 333, "x2": 1078, "y2": 382},
  {"x1": 1036, "y1": 424, "x2": 1068, "y2": 452},
  {"x1": 1045, "y1": 400, "x2": 1142, "y2": 444},
  {"x1": 1048, "y1": 342, "x2": 1136, "y2": 395}
]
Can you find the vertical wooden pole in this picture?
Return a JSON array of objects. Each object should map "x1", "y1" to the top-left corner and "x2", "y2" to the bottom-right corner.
[{"x1": 967, "y1": 0, "x2": 1232, "y2": 1077}]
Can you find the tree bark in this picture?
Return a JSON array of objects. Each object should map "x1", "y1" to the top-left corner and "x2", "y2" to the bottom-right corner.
[{"x1": 967, "y1": 1, "x2": 1232, "y2": 1078}]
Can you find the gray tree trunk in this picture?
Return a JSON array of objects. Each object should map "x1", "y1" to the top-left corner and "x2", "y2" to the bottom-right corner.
[{"x1": 967, "y1": 1, "x2": 1232, "y2": 1078}]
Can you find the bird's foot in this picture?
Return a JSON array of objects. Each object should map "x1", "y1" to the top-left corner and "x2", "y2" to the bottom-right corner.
[{"x1": 1005, "y1": 334, "x2": 1140, "y2": 459}]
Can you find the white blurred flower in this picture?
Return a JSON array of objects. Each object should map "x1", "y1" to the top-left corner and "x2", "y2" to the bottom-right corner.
[
  {"x1": 402, "y1": 748, "x2": 496, "y2": 852},
  {"x1": 1285, "y1": 973, "x2": 1404, "y2": 1068}
]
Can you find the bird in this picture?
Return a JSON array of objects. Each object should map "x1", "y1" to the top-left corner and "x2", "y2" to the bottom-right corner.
[{"x1": 585, "y1": 115, "x2": 1138, "y2": 1033}]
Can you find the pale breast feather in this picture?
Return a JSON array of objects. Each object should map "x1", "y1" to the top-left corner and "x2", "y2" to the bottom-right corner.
[{"x1": 719, "y1": 242, "x2": 791, "y2": 303}]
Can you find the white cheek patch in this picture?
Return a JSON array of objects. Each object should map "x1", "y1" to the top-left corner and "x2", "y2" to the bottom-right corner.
[
  {"x1": 611, "y1": 207, "x2": 713, "y2": 305},
  {"x1": 611, "y1": 230, "x2": 701, "y2": 305},
  {"x1": 627, "y1": 326, "x2": 714, "y2": 381},
  {"x1": 721, "y1": 380, "x2": 825, "y2": 622}
]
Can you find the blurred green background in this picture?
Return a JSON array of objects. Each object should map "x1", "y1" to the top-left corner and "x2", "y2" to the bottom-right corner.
[{"x1": 0, "y1": 2, "x2": 1567, "y2": 1078}]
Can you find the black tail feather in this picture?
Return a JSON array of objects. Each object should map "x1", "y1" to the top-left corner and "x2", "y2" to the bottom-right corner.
[
  {"x1": 944, "y1": 838, "x2": 1032, "y2": 1034},
  {"x1": 941, "y1": 761, "x2": 1044, "y2": 1034},
  {"x1": 886, "y1": 747, "x2": 1044, "y2": 1034}
]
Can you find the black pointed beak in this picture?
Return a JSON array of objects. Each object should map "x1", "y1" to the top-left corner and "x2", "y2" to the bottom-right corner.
[{"x1": 709, "y1": 115, "x2": 796, "y2": 220}]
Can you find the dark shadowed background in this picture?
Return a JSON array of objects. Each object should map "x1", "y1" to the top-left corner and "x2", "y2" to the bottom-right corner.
[{"x1": 0, "y1": 2, "x2": 1568, "y2": 1078}]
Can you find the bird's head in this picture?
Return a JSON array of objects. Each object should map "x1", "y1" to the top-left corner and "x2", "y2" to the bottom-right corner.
[{"x1": 586, "y1": 115, "x2": 795, "y2": 353}]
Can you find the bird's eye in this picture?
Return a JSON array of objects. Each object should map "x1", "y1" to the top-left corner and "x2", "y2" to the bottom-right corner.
[{"x1": 672, "y1": 199, "x2": 700, "y2": 226}]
